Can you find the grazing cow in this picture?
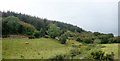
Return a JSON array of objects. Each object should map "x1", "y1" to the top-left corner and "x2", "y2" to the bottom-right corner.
[{"x1": 25, "y1": 42, "x2": 29, "y2": 44}]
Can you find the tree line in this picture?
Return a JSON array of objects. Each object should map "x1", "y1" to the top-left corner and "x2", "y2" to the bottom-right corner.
[{"x1": 2, "y1": 11, "x2": 120, "y2": 44}]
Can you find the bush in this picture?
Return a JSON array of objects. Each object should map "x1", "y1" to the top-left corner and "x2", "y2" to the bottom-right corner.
[
  {"x1": 82, "y1": 37, "x2": 93, "y2": 44},
  {"x1": 108, "y1": 37, "x2": 118, "y2": 43},
  {"x1": 44, "y1": 35, "x2": 49, "y2": 38},
  {"x1": 48, "y1": 24, "x2": 60, "y2": 39},
  {"x1": 59, "y1": 34, "x2": 68, "y2": 44},
  {"x1": 26, "y1": 32, "x2": 34, "y2": 36},
  {"x1": 98, "y1": 35, "x2": 110, "y2": 44},
  {"x1": 2, "y1": 16, "x2": 21, "y2": 35},
  {"x1": 59, "y1": 37, "x2": 66, "y2": 44},
  {"x1": 104, "y1": 54, "x2": 113, "y2": 61},
  {"x1": 76, "y1": 37, "x2": 83, "y2": 42},
  {"x1": 93, "y1": 32, "x2": 101, "y2": 36},
  {"x1": 91, "y1": 51, "x2": 105, "y2": 60},
  {"x1": 70, "y1": 48, "x2": 81, "y2": 58},
  {"x1": 34, "y1": 31, "x2": 40, "y2": 38},
  {"x1": 91, "y1": 51, "x2": 114, "y2": 61},
  {"x1": 19, "y1": 21, "x2": 36, "y2": 36},
  {"x1": 71, "y1": 44, "x2": 79, "y2": 48},
  {"x1": 94, "y1": 39, "x2": 101, "y2": 44},
  {"x1": 50, "y1": 54, "x2": 66, "y2": 61}
]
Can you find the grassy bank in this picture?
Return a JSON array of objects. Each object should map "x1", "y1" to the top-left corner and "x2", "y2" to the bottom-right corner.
[
  {"x1": 3, "y1": 38, "x2": 72, "y2": 59},
  {"x1": 2, "y1": 38, "x2": 119, "y2": 59}
]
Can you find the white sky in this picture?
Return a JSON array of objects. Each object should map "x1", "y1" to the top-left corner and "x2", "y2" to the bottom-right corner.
[{"x1": 0, "y1": 0, "x2": 119, "y2": 36}]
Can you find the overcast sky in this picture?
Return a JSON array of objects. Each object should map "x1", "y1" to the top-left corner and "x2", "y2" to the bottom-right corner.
[{"x1": 0, "y1": 0, "x2": 119, "y2": 36}]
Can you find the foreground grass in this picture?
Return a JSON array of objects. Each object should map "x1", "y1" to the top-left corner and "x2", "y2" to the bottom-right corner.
[
  {"x1": 2, "y1": 38, "x2": 119, "y2": 59},
  {"x1": 74, "y1": 44, "x2": 101, "y2": 59},
  {"x1": 0, "y1": 39, "x2": 2, "y2": 60},
  {"x1": 101, "y1": 44, "x2": 119, "y2": 59},
  {"x1": 3, "y1": 38, "x2": 72, "y2": 59}
]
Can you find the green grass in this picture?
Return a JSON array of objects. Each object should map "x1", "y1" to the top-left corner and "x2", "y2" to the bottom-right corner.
[
  {"x1": 101, "y1": 44, "x2": 119, "y2": 59},
  {"x1": 2, "y1": 38, "x2": 72, "y2": 59},
  {"x1": 0, "y1": 39, "x2": 2, "y2": 60},
  {"x1": 74, "y1": 44, "x2": 101, "y2": 59},
  {"x1": 2, "y1": 38, "x2": 119, "y2": 59},
  {"x1": 73, "y1": 43, "x2": 119, "y2": 59}
]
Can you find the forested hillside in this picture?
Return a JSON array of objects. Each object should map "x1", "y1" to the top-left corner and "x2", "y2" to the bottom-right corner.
[
  {"x1": 1, "y1": 11, "x2": 120, "y2": 44},
  {"x1": 1, "y1": 11, "x2": 120, "y2": 60},
  {"x1": 2, "y1": 11, "x2": 85, "y2": 33}
]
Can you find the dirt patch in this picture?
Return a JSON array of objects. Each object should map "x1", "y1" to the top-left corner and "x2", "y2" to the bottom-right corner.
[{"x1": 4, "y1": 35, "x2": 28, "y2": 39}]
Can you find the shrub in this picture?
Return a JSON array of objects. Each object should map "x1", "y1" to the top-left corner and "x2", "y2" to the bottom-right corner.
[
  {"x1": 34, "y1": 31, "x2": 40, "y2": 38},
  {"x1": 70, "y1": 48, "x2": 81, "y2": 58},
  {"x1": 82, "y1": 37, "x2": 93, "y2": 44},
  {"x1": 93, "y1": 32, "x2": 101, "y2": 36},
  {"x1": 44, "y1": 35, "x2": 50, "y2": 38},
  {"x1": 91, "y1": 51, "x2": 105, "y2": 60},
  {"x1": 48, "y1": 24, "x2": 60, "y2": 39},
  {"x1": 28, "y1": 36, "x2": 35, "y2": 39},
  {"x1": 50, "y1": 54, "x2": 66, "y2": 61},
  {"x1": 91, "y1": 51, "x2": 114, "y2": 61},
  {"x1": 98, "y1": 35, "x2": 110, "y2": 44},
  {"x1": 71, "y1": 44, "x2": 79, "y2": 48},
  {"x1": 26, "y1": 32, "x2": 33, "y2": 36},
  {"x1": 108, "y1": 37, "x2": 118, "y2": 43},
  {"x1": 94, "y1": 39, "x2": 101, "y2": 44},
  {"x1": 2, "y1": 16, "x2": 21, "y2": 35},
  {"x1": 104, "y1": 54, "x2": 113, "y2": 61},
  {"x1": 76, "y1": 37, "x2": 83, "y2": 42},
  {"x1": 59, "y1": 34, "x2": 68, "y2": 44},
  {"x1": 19, "y1": 21, "x2": 36, "y2": 36}
]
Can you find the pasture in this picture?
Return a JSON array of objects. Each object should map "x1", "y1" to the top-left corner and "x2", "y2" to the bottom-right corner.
[
  {"x1": 2, "y1": 38, "x2": 72, "y2": 59},
  {"x1": 2, "y1": 38, "x2": 119, "y2": 59},
  {"x1": 0, "y1": 39, "x2": 2, "y2": 60},
  {"x1": 101, "y1": 44, "x2": 119, "y2": 59}
]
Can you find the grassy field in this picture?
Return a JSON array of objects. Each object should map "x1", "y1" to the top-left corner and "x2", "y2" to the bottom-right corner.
[
  {"x1": 0, "y1": 39, "x2": 2, "y2": 60},
  {"x1": 74, "y1": 44, "x2": 119, "y2": 59},
  {"x1": 2, "y1": 38, "x2": 119, "y2": 59},
  {"x1": 3, "y1": 38, "x2": 73, "y2": 59},
  {"x1": 101, "y1": 44, "x2": 119, "y2": 59}
]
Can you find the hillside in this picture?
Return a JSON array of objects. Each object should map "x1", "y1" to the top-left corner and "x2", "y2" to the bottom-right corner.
[
  {"x1": 3, "y1": 38, "x2": 119, "y2": 59},
  {"x1": 1, "y1": 11, "x2": 120, "y2": 60},
  {"x1": 3, "y1": 38, "x2": 72, "y2": 59},
  {"x1": 2, "y1": 11, "x2": 119, "y2": 44},
  {"x1": 2, "y1": 11, "x2": 85, "y2": 34}
]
